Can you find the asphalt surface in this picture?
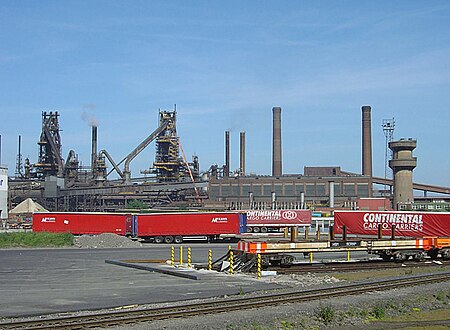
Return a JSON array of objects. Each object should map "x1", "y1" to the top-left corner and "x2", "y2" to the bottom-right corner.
[{"x1": 0, "y1": 244, "x2": 282, "y2": 318}]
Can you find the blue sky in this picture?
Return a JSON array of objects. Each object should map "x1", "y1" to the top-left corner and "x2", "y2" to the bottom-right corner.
[{"x1": 1, "y1": 1, "x2": 449, "y2": 187}]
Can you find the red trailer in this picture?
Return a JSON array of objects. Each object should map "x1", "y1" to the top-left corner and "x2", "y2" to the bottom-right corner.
[
  {"x1": 135, "y1": 212, "x2": 247, "y2": 243},
  {"x1": 334, "y1": 210, "x2": 450, "y2": 237},
  {"x1": 245, "y1": 209, "x2": 312, "y2": 233},
  {"x1": 32, "y1": 212, "x2": 133, "y2": 236}
]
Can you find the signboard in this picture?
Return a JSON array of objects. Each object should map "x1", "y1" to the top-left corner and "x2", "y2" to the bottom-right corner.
[
  {"x1": 246, "y1": 209, "x2": 312, "y2": 226},
  {"x1": 334, "y1": 210, "x2": 450, "y2": 237}
]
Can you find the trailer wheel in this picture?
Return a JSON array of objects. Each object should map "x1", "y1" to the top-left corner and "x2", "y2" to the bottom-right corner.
[
  {"x1": 174, "y1": 236, "x2": 183, "y2": 244},
  {"x1": 442, "y1": 249, "x2": 450, "y2": 260},
  {"x1": 427, "y1": 249, "x2": 439, "y2": 259},
  {"x1": 253, "y1": 227, "x2": 260, "y2": 233},
  {"x1": 164, "y1": 236, "x2": 174, "y2": 244},
  {"x1": 413, "y1": 252, "x2": 425, "y2": 261},
  {"x1": 154, "y1": 236, "x2": 164, "y2": 244},
  {"x1": 246, "y1": 227, "x2": 253, "y2": 233},
  {"x1": 260, "y1": 227, "x2": 268, "y2": 233},
  {"x1": 394, "y1": 252, "x2": 407, "y2": 262}
]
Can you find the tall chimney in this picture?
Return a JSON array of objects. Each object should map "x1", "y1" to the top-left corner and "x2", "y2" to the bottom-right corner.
[
  {"x1": 362, "y1": 105, "x2": 373, "y2": 197},
  {"x1": 15, "y1": 135, "x2": 23, "y2": 177},
  {"x1": 362, "y1": 106, "x2": 372, "y2": 176},
  {"x1": 224, "y1": 130, "x2": 230, "y2": 177},
  {"x1": 272, "y1": 106, "x2": 282, "y2": 177},
  {"x1": 91, "y1": 126, "x2": 98, "y2": 174},
  {"x1": 240, "y1": 131, "x2": 245, "y2": 176}
]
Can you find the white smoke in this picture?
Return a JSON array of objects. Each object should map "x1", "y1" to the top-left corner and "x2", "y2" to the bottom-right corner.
[{"x1": 81, "y1": 104, "x2": 99, "y2": 127}]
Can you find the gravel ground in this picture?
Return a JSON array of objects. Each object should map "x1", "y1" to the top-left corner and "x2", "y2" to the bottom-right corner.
[{"x1": 74, "y1": 233, "x2": 143, "y2": 248}]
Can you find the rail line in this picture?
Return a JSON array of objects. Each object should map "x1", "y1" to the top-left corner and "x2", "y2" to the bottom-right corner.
[
  {"x1": 1, "y1": 272, "x2": 450, "y2": 329},
  {"x1": 270, "y1": 259, "x2": 450, "y2": 274}
]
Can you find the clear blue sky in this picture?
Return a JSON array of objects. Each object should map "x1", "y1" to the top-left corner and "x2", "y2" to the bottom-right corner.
[{"x1": 1, "y1": 1, "x2": 449, "y2": 187}]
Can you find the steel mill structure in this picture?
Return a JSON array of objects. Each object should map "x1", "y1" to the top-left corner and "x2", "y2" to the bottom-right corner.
[{"x1": 6, "y1": 105, "x2": 450, "y2": 213}]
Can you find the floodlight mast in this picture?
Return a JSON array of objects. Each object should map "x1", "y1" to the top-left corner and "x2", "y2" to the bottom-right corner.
[{"x1": 382, "y1": 118, "x2": 395, "y2": 196}]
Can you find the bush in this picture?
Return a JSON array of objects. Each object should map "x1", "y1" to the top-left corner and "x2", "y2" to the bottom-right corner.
[
  {"x1": 317, "y1": 304, "x2": 335, "y2": 325},
  {"x1": 372, "y1": 304, "x2": 386, "y2": 319},
  {"x1": 0, "y1": 232, "x2": 74, "y2": 248}
]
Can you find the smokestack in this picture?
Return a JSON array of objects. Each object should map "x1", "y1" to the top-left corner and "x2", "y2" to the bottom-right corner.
[
  {"x1": 240, "y1": 131, "x2": 245, "y2": 176},
  {"x1": 362, "y1": 105, "x2": 373, "y2": 197},
  {"x1": 91, "y1": 126, "x2": 98, "y2": 174},
  {"x1": 362, "y1": 106, "x2": 372, "y2": 176},
  {"x1": 329, "y1": 181, "x2": 335, "y2": 208},
  {"x1": 16, "y1": 135, "x2": 22, "y2": 177},
  {"x1": 272, "y1": 106, "x2": 282, "y2": 177},
  {"x1": 224, "y1": 130, "x2": 230, "y2": 177}
]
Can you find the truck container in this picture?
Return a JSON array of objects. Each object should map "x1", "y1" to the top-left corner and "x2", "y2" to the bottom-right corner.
[
  {"x1": 32, "y1": 212, "x2": 133, "y2": 236},
  {"x1": 135, "y1": 212, "x2": 246, "y2": 243},
  {"x1": 245, "y1": 209, "x2": 312, "y2": 233},
  {"x1": 334, "y1": 210, "x2": 450, "y2": 237}
]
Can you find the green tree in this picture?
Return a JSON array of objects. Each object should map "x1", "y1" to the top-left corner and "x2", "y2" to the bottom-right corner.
[{"x1": 126, "y1": 199, "x2": 148, "y2": 210}]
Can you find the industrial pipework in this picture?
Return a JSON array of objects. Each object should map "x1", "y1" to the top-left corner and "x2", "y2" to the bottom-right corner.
[{"x1": 123, "y1": 114, "x2": 170, "y2": 184}]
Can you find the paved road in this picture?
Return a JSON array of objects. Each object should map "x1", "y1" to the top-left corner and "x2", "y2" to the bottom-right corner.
[{"x1": 0, "y1": 244, "x2": 280, "y2": 318}]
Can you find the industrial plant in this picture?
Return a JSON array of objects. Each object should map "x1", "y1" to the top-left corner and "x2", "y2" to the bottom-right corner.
[{"x1": 4, "y1": 105, "x2": 450, "y2": 216}]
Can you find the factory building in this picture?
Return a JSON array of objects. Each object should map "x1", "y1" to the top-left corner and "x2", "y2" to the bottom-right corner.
[{"x1": 206, "y1": 168, "x2": 370, "y2": 211}]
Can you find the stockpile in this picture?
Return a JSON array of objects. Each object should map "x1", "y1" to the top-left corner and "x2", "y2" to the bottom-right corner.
[
  {"x1": 262, "y1": 273, "x2": 340, "y2": 287},
  {"x1": 74, "y1": 233, "x2": 143, "y2": 248}
]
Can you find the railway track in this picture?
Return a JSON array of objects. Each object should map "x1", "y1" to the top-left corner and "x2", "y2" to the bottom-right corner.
[
  {"x1": 1, "y1": 271, "x2": 450, "y2": 329},
  {"x1": 270, "y1": 259, "x2": 450, "y2": 274}
]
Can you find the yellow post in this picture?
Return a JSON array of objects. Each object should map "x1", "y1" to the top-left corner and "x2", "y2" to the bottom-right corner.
[
  {"x1": 309, "y1": 252, "x2": 313, "y2": 263},
  {"x1": 187, "y1": 247, "x2": 191, "y2": 268},
  {"x1": 229, "y1": 250, "x2": 234, "y2": 275},
  {"x1": 179, "y1": 246, "x2": 183, "y2": 266},
  {"x1": 347, "y1": 250, "x2": 350, "y2": 262},
  {"x1": 171, "y1": 246, "x2": 175, "y2": 267},
  {"x1": 228, "y1": 245, "x2": 231, "y2": 251},
  {"x1": 208, "y1": 249, "x2": 212, "y2": 271},
  {"x1": 305, "y1": 227, "x2": 309, "y2": 240},
  {"x1": 290, "y1": 226, "x2": 297, "y2": 242},
  {"x1": 283, "y1": 227, "x2": 289, "y2": 238},
  {"x1": 316, "y1": 227, "x2": 321, "y2": 240},
  {"x1": 257, "y1": 254, "x2": 261, "y2": 280}
]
